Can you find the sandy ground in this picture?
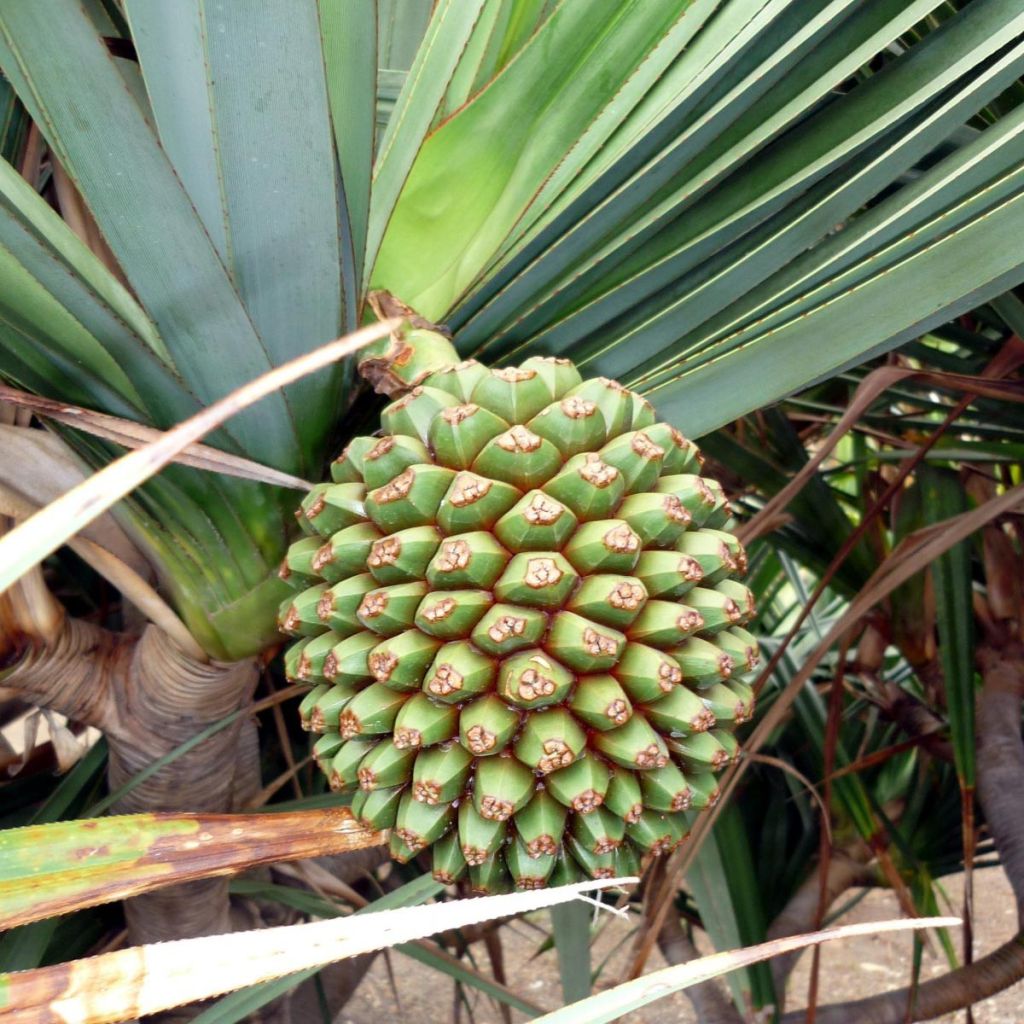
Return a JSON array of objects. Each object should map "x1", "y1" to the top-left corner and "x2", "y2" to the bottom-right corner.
[{"x1": 340, "y1": 867, "x2": 1022, "y2": 1023}]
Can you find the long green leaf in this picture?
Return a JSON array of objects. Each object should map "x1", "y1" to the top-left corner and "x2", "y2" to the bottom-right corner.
[
  {"x1": 366, "y1": 0, "x2": 487, "y2": 279},
  {"x1": 647, "y1": 178, "x2": 1024, "y2": 437},
  {"x1": 678, "y1": 121, "x2": 1024, "y2": 382},
  {"x1": 686, "y1": 803, "x2": 774, "y2": 1010},
  {"x1": 636, "y1": 101, "x2": 1024, "y2": 397},
  {"x1": 453, "y1": 0, "x2": 944, "y2": 351},
  {"x1": 471, "y1": 0, "x2": 725, "y2": 283},
  {"x1": 373, "y1": 0, "x2": 689, "y2": 318},
  {"x1": 0, "y1": 4, "x2": 299, "y2": 470},
  {"x1": 544, "y1": 29, "x2": 1024, "y2": 374},
  {"x1": 449, "y1": 0, "x2": 799, "y2": 340},
  {"x1": 319, "y1": 0, "x2": 377, "y2": 288},
  {"x1": 919, "y1": 466, "x2": 975, "y2": 787},
  {"x1": 118, "y1": 2, "x2": 227, "y2": 261},
  {"x1": 551, "y1": 901, "x2": 592, "y2": 1004},
  {"x1": 123, "y1": 0, "x2": 348, "y2": 460}
]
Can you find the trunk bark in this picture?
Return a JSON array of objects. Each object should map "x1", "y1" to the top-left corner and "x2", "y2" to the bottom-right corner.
[
  {"x1": 3, "y1": 616, "x2": 260, "y2": 1015},
  {"x1": 657, "y1": 913, "x2": 744, "y2": 1024},
  {"x1": 976, "y1": 643, "x2": 1024, "y2": 919},
  {"x1": 0, "y1": 615, "x2": 126, "y2": 728},
  {"x1": 105, "y1": 625, "x2": 259, "y2": 944}
]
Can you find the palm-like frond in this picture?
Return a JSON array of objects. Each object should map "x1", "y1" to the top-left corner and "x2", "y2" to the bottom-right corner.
[{"x1": 1, "y1": 0, "x2": 1023, "y2": 657}]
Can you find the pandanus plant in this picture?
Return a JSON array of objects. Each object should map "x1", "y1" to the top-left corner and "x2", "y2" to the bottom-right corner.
[{"x1": 2, "y1": 0, "x2": 1024, "y2": 1018}]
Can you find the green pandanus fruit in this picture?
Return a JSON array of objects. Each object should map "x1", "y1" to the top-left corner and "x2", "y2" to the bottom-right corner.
[{"x1": 280, "y1": 306, "x2": 758, "y2": 892}]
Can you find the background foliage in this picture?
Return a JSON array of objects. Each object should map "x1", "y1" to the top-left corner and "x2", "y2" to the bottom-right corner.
[{"x1": 1, "y1": 2, "x2": 1023, "y2": 1021}]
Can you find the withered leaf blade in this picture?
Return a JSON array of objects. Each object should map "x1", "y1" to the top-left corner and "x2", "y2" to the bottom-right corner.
[
  {"x1": 0, "y1": 384, "x2": 312, "y2": 491},
  {"x1": 0, "y1": 807, "x2": 386, "y2": 930},
  {"x1": 0, "y1": 878, "x2": 633, "y2": 1024}
]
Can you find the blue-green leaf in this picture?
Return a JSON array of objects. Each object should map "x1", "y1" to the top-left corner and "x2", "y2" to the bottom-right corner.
[
  {"x1": 124, "y1": 0, "x2": 349, "y2": 459},
  {"x1": 0, "y1": 4, "x2": 300, "y2": 470}
]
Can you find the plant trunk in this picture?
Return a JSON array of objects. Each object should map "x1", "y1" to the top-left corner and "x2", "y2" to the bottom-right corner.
[
  {"x1": 975, "y1": 642, "x2": 1024, "y2": 919},
  {"x1": 3, "y1": 615, "x2": 261, "y2": 1021},
  {"x1": 0, "y1": 615, "x2": 126, "y2": 725},
  {"x1": 657, "y1": 913, "x2": 744, "y2": 1024},
  {"x1": 105, "y1": 625, "x2": 259, "y2": 945}
]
